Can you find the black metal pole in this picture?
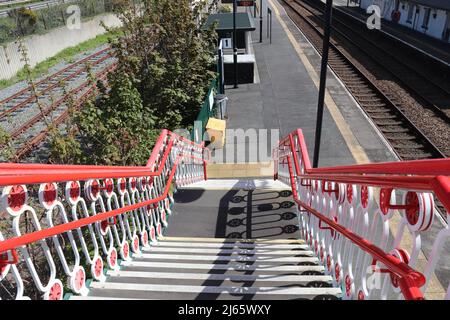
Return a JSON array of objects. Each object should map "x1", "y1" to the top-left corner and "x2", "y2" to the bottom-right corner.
[
  {"x1": 312, "y1": 0, "x2": 333, "y2": 168},
  {"x1": 254, "y1": 0, "x2": 257, "y2": 18},
  {"x1": 233, "y1": 0, "x2": 238, "y2": 88},
  {"x1": 270, "y1": 9, "x2": 272, "y2": 44},
  {"x1": 259, "y1": 0, "x2": 263, "y2": 43}
]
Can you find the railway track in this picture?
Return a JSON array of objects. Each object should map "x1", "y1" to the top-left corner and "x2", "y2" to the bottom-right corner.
[
  {"x1": 304, "y1": 0, "x2": 450, "y2": 124},
  {"x1": 281, "y1": 0, "x2": 448, "y2": 160},
  {"x1": 15, "y1": 63, "x2": 116, "y2": 160},
  {"x1": 0, "y1": 47, "x2": 116, "y2": 160}
]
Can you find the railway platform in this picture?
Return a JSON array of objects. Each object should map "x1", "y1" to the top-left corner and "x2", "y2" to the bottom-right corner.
[
  {"x1": 221, "y1": 0, "x2": 397, "y2": 167},
  {"x1": 335, "y1": 4, "x2": 450, "y2": 66}
]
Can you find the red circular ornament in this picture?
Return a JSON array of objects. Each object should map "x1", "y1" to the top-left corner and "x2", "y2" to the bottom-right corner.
[
  {"x1": 48, "y1": 281, "x2": 62, "y2": 300},
  {"x1": 345, "y1": 275, "x2": 352, "y2": 297},
  {"x1": 94, "y1": 258, "x2": 103, "y2": 278},
  {"x1": 69, "y1": 181, "x2": 80, "y2": 201},
  {"x1": 335, "y1": 263, "x2": 341, "y2": 282},
  {"x1": 361, "y1": 186, "x2": 369, "y2": 208},
  {"x1": 358, "y1": 290, "x2": 365, "y2": 300},
  {"x1": 346, "y1": 184, "x2": 353, "y2": 203},
  {"x1": 405, "y1": 192, "x2": 420, "y2": 226},
  {"x1": 43, "y1": 183, "x2": 57, "y2": 206},
  {"x1": 75, "y1": 268, "x2": 85, "y2": 291},
  {"x1": 8, "y1": 185, "x2": 26, "y2": 212}
]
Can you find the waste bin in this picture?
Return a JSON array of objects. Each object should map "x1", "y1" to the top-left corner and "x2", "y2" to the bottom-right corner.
[
  {"x1": 206, "y1": 118, "x2": 226, "y2": 149},
  {"x1": 214, "y1": 94, "x2": 228, "y2": 120}
]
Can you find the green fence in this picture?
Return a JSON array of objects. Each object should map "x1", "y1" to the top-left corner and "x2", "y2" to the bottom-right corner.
[{"x1": 191, "y1": 77, "x2": 218, "y2": 143}]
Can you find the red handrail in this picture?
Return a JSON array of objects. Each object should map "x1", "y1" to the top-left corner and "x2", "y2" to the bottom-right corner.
[
  {"x1": 0, "y1": 152, "x2": 203, "y2": 254},
  {"x1": 0, "y1": 130, "x2": 209, "y2": 186},
  {"x1": 0, "y1": 128, "x2": 208, "y2": 251},
  {"x1": 276, "y1": 129, "x2": 450, "y2": 300},
  {"x1": 280, "y1": 129, "x2": 450, "y2": 213}
]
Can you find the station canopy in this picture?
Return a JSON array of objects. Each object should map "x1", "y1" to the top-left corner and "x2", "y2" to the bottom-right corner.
[{"x1": 202, "y1": 12, "x2": 256, "y2": 32}]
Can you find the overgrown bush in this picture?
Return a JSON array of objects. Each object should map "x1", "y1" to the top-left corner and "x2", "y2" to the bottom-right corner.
[{"x1": 49, "y1": 0, "x2": 218, "y2": 166}]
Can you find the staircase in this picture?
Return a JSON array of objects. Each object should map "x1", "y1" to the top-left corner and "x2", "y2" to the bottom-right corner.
[
  {"x1": 2, "y1": 129, "x2": 448, "y2": 300},
  {"x1": 69, "y1": 237, "x2": 342, "y2": 300}
]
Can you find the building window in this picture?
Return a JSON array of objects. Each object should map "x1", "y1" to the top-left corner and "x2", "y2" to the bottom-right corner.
[
  {"x1": 422, "y1": 7, "x2": 431, "y2": 29},
  {"x1": 406, "y1": 4, "x2": 415, "y2": 23}
]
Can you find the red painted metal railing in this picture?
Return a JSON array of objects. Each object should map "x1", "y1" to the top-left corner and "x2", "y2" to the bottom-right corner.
[
  {"x1": 274, "y1": 129, "x2": 450, "y2": 300},
  {"x1": 0, "y1": 129, "x2": 209, "y2": 300}
]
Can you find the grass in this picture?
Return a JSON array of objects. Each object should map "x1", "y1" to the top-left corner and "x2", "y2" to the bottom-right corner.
[{"x1": 0, "y1": 29, "x2": 121, "y2": 90}]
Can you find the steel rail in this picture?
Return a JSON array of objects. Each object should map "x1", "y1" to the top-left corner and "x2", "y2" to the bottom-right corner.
[
  {"x1": 281, "y1": 0, "x2": 446, "y2": 159},
  {"x1": 12, "y1": 63, "x2": 116, "y2": 160},
  {"x1": 0, "y1": 47, "x2": 110, "y2": 108},
  {"x1": 296, "y1": 0, "x2": 450, "y2": 123}
]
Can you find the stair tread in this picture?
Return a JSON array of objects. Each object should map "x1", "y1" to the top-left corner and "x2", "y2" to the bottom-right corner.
[
  {"x1": 154, "y1": 240, "x2": 307, "y2": 249},
  {"x1": 121, "y1": 260, "x2": 325, "y2": 272},
  {"x1": 88, "y1": 281, "x2": 342, "y2": 297},
  {"x1": 107, "y1": 270, "x2": 333, "y2": 283},
  {"x1": 159, "y1": 237, "x2": 305, "y2": 244},
  {"x1": 81, "y1": 290, "x2": 340, "y2": 300},
  {"x1": 142, "y1": 247, "x2": 310, "y2": 255},
  {"x1": 137, "y1": 253, "x2": 316, "y2": 263},
  {"x1": 120, "y1": 265, "x2": 326, "y2": 276}
]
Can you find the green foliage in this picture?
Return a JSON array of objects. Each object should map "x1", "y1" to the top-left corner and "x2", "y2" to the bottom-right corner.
[
  {"x1": 218, "y1": 4, "x2": 232, "y2": 13},
  {"x1": 49, "y1": 0, "x2": 218, "y2": 166},
  {"x1": 0, "y1": 126, "x2": 14, "y2": 161}
]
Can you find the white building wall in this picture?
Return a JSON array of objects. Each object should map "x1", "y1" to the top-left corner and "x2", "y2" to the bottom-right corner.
[
  {"x1": 360, "y1": 0, "x2": 450, "y2": 42},
  {"x1": 397, "y1": 1, "x2": 411, "y2": 26},
  {"x1": 360, "y1": 0, "x2": 374, "y2": 10},
  {"x1": 0, "y1": 14, "x2": 121, "y2": 80},
  {"x1": 425, "y1": 9, "x2": 447, "y2": 39}
]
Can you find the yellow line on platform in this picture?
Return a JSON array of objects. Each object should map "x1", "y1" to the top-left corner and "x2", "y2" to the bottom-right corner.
[{"x1": 267, "y1": 0, "x2": 369, "y2": 164}]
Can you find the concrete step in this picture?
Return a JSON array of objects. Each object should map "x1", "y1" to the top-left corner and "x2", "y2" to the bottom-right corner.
[
  {"x1": 70, "y1": 238, "x2": 342, "y2": 300},
  {"x1": 142, "y1": 246, "x2": 310, "y2": 256},
  {"x1": 159, "y1": 237, "x2": 307, "y2": 247},
  {"x1": 85, "y1": 281, "x2": 341, "y2": 300},
  {"x1": 206, "y1": 163, "x2": 274, "y2": 179},
  {"x1": 137, "y1": 253, "x2": 317, "y2": 263},
  {"x1": 179, "y1": 178, "x2": 288, "y2": 190},
  {"x1": 106, "y1": 270, "x2": 334, "y2": 285},
  {"x1": 103, "y1": 273, "x2": 334, "y2": 289},
  {"x1": 119, "y1": 264, "x2": 326, "y2": 276},
  {"x1": 120, "y1": 260, "x2": 325, "y2": 272}
]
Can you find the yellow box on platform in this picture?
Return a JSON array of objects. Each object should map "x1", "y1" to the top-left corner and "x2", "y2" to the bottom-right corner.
[{"x1": 206, "y1": 118, "x2": 226, "y2": 149}]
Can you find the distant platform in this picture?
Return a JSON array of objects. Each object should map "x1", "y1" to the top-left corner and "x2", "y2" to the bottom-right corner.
[
  {"x1": 217, "y1": 0, "x2": 397, "y2": 166},
  {"x1": 336, "y1": 4, "x2": 450, "y2": 66}
]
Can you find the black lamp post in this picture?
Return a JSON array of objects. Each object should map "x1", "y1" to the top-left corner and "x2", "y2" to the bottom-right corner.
[
  {"x1": 233, "y1": 0, "x2": 238, "y2": 88},
  {"x1": 312, "y1": 0, "x2": 333, "y2": 168},
  {"x1": 259, "y1": 0, "x2": 263, "y2": 43}
]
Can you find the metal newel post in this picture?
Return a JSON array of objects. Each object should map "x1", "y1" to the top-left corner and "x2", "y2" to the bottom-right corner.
[
  {"x1": 312, "y1": 0, "x2": 333, "y2": 168},
  {"x1": 259, "y1": 0, "x2": 263, "y2": 43},
  {"x1": 218, "y1": 45, "x2": 224, "y2": 94},
  {"x1": 233, "y1": 0, "x2": 239, "y2": 88}
]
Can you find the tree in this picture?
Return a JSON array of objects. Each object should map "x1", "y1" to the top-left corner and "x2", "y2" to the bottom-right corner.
[{"x1": 49, "y1": 0, "x2": 218, "y2": 165}]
